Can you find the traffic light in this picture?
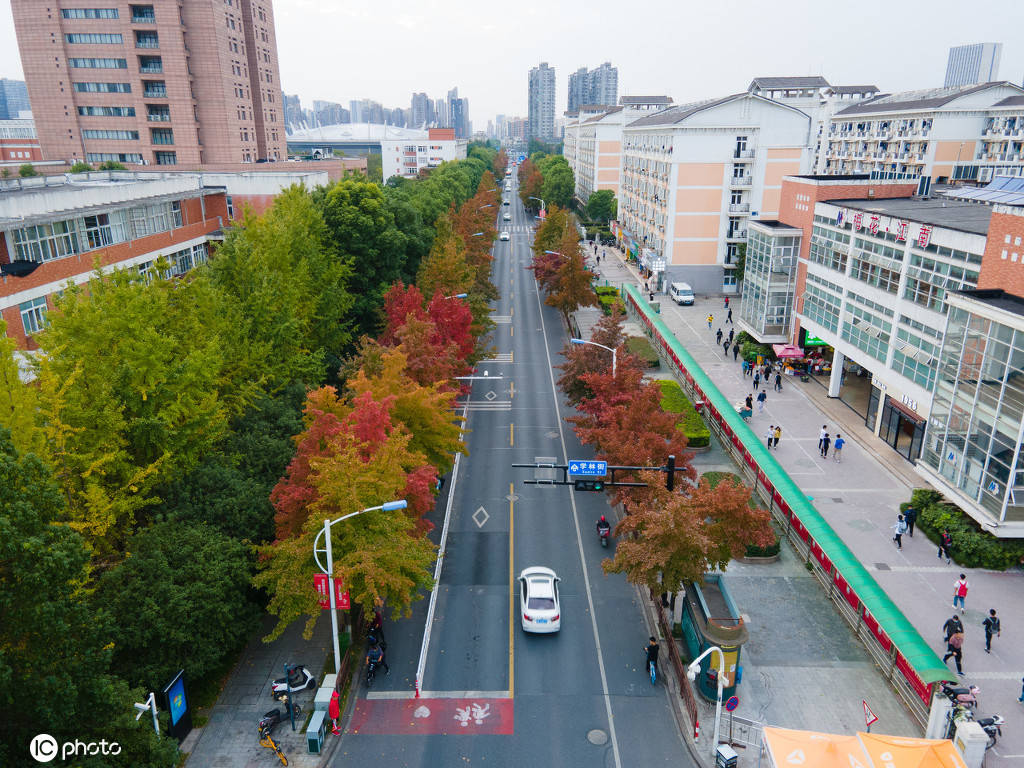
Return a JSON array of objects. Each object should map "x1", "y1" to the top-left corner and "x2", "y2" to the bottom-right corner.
[{"x1": 574, "y1": 479, "x2": 605, "y2": 492}]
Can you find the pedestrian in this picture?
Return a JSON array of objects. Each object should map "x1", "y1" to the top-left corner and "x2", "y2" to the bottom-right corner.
[
  {"x1": 745, "y1": 393, "x2": 753, "y2": 411},
  {"x1": 820, "y1": 432, "x2": 831, "y2": 458},
  {"x1": 757, "y1": 390, "x2": 767, "y2": 412},
  {"x1": 733, "y1": 344, "x2": 740, "y2": 361},
  {"x1": 773, "y1": 425, "x2": 781, "y2": 448},
  {"x1": 724, "y1": 296, "x2": 730, "y2": 309},
  {"x1": 953, "y1": 573, "x2": 969, "y2": 610},
  {"x1": 602, "y1": 249, "x2": 607, "y2": 260},
  {"x1": 943, "y1": 630, "x2": 964, "y2": 675},
  {"x1": 753, "y1": 371, "x2": 761, "y2": 391},
  {"x1": 903, "y1": 505, "x2": 917, "y2": 537},
  {"x1": 938, "y1": 529, "x2": 953, "y2": 564},
  {"x1": 833, "y1": 433, "x2": 845, "y2": 462},
  {"x1": 1018, "y1": 677, "x2": 1024, "y2": 703},
  {"x1": 982, "y1": 609, "x2": 1001, "y2": 653},
  {"x1": 726, "y1": 308, "x2": 733, "y2": 324},
  {"x1": 943, "y1": 613, "x2": 964, "y2": 642},
  {"x1": 891, "y1": 513, "x2": 907, "y2": 550},
  {"x1": 716, "y1": 328, "x2": 723, "y2": 345},
  {"x1": 728, "y1": 328, "x2": 734, "y2": 344},
  {"x1": 329, "y1": 689, "x2": 341, "y2": 735},
  {"x1": 766, "y1": 425, "x2": 774, "y2": 450},
  {"x1": 723, "y1": 341, "x2": 730, "y2": 356},
  {"x1": 742, "y1": 359, "x2": 749, "y2": 376},
  {"x1": 774, "y1": 372, "x2": 782, "y2": 392},
  {"x1": 818, "y1": 425, "x2": 828, "y2": 454},
  {"x1": 649, "y1": 290, "x2": 655, "y2": 302},
  {"x1": 707, "y1": 313, "x2": 714, "y2": 329}
]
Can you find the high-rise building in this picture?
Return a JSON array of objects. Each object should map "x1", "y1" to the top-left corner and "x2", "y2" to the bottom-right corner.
[
  {"x1": 11, "y1": 0, "x2": 286, "y2": 165},
  {"x1": 589, "y1": 61, "x2": 618, "y2": 107},
  {"x1": 568, "y1": 68, "x2": 589, "y2": 113},
  {"x1": 528, "y1": 62, "x2": 556, "y2": 142},
  {"x1": 411, "y1": 92, "x2": 430, "y2": 128},
  {"x1": 435, "y1": 98, "x2": 448, "y2": 128},
  {"x1": 0, "y1": 79, "x2": 31, "y2": 120},
  {"x1": 945, "y1": 43, "x2": 1002, "y2": 88},
  {"x1": 283, "y1": 93, "x2": 313, "y2": 132},
  {"x1": 568, "y1": 63, "x2": 619, "y2": 113}
]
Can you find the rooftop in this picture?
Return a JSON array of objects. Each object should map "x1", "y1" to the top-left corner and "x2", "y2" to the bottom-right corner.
[
  {"x1": 620, "y1": 95, "x2": 673, "y2": 105},
  {"x1": 944, "y1": 175, "x2": 1024, "y2": 207},
  {"x1": 626, "y1": 94, "x2": 739, "y2": 127},
  {"x1": 827, "y1": 85, "x2": 880, "y2": 95},
  {"x1": 825, "y1": 196, "x2": 993, "y2": 235},
  {"x1": 953, "y1": 289, "x2": 1024, "y2": 317},
  {"x1": 751, "y1": 219, "x2": 802, "y2": 231},
  {"x1": 835, "y1": 81, "x2": 1024, "y2": 116},
  {"x1": 286, "y1": 123, "x2": 430, "y2": 142},
  {"x1": 749, "y1": 76, "x2": 830, "y2": 90},
  {"x1": 993, "y1": 95, "x2": 1024, "y2": 107},
  {"x1": 792, "y1": 174, "x2": 872, "y2": 181}
]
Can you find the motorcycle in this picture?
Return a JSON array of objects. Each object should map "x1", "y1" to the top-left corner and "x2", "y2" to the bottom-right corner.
[
  {"x1": 271, "y1": 664, "x2": 317, "y2": 701},
  {"x1": 941, "y1": 681, "x2": 979, "y2": 708},
  {"x1": 597, "y1": 524, "x2": 611, "y2": 548},
  {"x1": 977, "y1": 714, "x2": 1004, "y2": 749}
]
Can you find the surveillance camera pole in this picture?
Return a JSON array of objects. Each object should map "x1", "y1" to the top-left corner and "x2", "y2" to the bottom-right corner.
[{"x1": 687, "y1": 645, "x2": 727, "y2": 757}]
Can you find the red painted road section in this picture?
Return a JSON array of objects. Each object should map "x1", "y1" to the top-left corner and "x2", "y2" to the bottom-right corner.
[{"x1": 349, "y1": 697, "x2": 514, "y2": 735}]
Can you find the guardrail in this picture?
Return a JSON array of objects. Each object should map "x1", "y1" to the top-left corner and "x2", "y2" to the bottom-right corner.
[
  {"x1": 623, "y1": 285, "x2": 948, "y2": 727},
  {"x1": 653, "y1": 594, "x2": 699, "y2": 730}
]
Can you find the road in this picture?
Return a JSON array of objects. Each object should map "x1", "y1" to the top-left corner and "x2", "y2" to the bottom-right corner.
[{"x1": 333, "y1": 175, "x2": 693, "y2": 767}]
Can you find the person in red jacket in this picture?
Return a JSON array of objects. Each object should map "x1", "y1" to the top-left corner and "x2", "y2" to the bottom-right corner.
[{"x1": 329, "y1": 690, "x2": 341, "y2": 735}]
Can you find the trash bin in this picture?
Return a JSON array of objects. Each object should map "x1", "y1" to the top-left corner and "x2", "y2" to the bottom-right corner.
[
  {"x1": 715, "y1": 743, "x2": 738, "y2": 767},
  {"x1": 306, "y1": 709, "x2": 326, "y2": 754}
]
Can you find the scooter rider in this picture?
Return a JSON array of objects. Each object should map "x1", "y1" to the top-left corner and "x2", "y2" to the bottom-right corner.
[
  {"x1": 596, "y1": 515, "x2": 611, "y2": 539},
  {"x1": 645, "y1": 637, "x2": 660, "y2": 674},
  {"x1": 366, "y1": 642, "x2": 389, "y2": 676}
]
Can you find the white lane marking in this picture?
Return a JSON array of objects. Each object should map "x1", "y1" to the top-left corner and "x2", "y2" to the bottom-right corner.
[
  {"x1": 414, "y1": 405, "x2": 468, "y2": 695},
  {"x1": 366, "y1": 690, "x2": 511, "y2": 700},
  {"x1": 533, "y1": 266, "x2": 623, "y2": 768}
]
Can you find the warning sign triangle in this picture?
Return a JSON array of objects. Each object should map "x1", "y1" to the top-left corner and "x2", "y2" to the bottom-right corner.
[{"x1": 862, "y1": 700, "x2": 878, "y2": 727}]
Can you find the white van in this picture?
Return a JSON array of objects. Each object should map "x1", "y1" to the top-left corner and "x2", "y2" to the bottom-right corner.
[{"x1": 669, "y1": 282, "x2": 695, "y2": 305}]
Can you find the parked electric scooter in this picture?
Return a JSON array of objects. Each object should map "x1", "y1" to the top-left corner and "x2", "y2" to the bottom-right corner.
[
  {"x1": 941, "y1": 681, "x2": 979, "y2": 708},
  {"x1": 271, "y1": 664, "x2": 317, "y2": 701}
]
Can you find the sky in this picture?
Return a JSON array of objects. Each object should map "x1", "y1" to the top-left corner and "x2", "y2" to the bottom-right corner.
[{"x1": 2, "y1": 0, "x2": 1024, "y2": 129}]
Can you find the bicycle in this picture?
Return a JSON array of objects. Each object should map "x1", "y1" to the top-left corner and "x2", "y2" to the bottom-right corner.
[{"x1": 258, "y1": 713, "x2": 292, "y2": 766}]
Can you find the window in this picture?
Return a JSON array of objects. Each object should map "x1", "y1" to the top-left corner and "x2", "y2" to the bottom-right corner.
[
  {"x1": 13, "y1": 220, "x2": 79, "y2": 263},
  {"x1": 65, "y1": 33, "x2": 124, "y2": 44},
  {"x1": 226, "y1": 195, "x2": 234, "y2": 219},
  {"x1": 129, "y1": 201, "x2": 178, "y2": 237},
  {"x1": 130, "y1": 5, "x2": 156, "y2": 23},
  {"x1": 138, "y1": 56, "x2": 163, "y2": 74},
  {"x1": 83, "y1": 129, "x2": 140, "y2": 140},
  {"x1": 86, "y1": 152, "x2": 144, "y2": 164},
  {"x1": 74, "y1": 81, "x2": 131, "y2": 93},
  {"x1": 62, "y1": 8, "x2": 119, "y2": 18},
  {"x1": 135, "y1": 31, "x2": 159, "y2": 48},
  {"x1": 20, "y1": 297, "x2": 48, "y2": 336},
  {"x1": 78, "y1": 106, "x2": 136, "y2": 117},
  {"x1": 146, "y1": 104, "x2": 170, "y2": 121},
  {"x1": 155, "y1": 151, "x2": 177, "y2": 165},
  {"x1": 171, "y1": 201, "x2": 183, "y2": 227},
  {"x1": 142, "y1": 80, "x2": 167, "y2": 98},
  {"x1": 83, "y1": 212, "x2": 126, "y2": 249},
  {"x1": 151, "y1": 128, "x2": 174, "y2": 145},
  {"x1": 69, "y1": 58, "x2": 128, "y2": 69}
]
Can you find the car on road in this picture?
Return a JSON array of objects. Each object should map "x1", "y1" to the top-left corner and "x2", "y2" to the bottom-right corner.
[
  {"x1": 503, "y1": 212, "x2": 511, "y2": 221},
  {"x1": 518, "y1": 566, "x2": 560, "y2": 633},
  {"x1": 502, "y1": 199, "x2": 510, "y2": 206},
  {"x1": 500, "y1": 231, "x2": 510, "y2": 241}
]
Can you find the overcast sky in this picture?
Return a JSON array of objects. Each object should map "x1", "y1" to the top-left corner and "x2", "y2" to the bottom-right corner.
[{"x1": 2, "y1": 0, "x2": 1023, "y2": 128}]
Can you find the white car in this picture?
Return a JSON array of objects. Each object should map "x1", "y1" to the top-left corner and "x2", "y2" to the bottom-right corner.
[
  {"x1": 502, "y1": 199, "x2": 510, "y2": 206},
  {"x1": 500, "y1": 231, "x2": 510, "y2": 241},
  {"x1": 518, "y1": 567, "x2": 560, "y2": 633},
  {"x1": 503, "y1": 212, "x2": 511, "y2": 221}
]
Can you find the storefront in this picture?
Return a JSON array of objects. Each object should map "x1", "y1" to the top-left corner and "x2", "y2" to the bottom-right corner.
[{"x1": 868, "y1": 389, "x2": 926, "y2": 462}]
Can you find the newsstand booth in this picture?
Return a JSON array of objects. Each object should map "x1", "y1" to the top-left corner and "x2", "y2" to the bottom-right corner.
[{"x1": 763, "y1": 727, "x2": 966, "y2": 768}]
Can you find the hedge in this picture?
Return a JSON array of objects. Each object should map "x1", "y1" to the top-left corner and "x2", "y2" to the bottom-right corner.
[
  {"x1": 701, "y1": 471, "x2": 780, "y2": 556},
  {"x1": 626, "y1": 335, "x2": 660, "y2": 368},
  {"x1": 903, "y1": 489, "x2": 1024, "y2": 570},
  {"x1": 659, "y1": 379, "x2": 710, "y2": 448}
]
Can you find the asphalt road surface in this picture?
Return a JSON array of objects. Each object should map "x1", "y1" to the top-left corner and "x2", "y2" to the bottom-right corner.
[{"x1": 334, "y1": 175, "x2": 693, "y2": 768}]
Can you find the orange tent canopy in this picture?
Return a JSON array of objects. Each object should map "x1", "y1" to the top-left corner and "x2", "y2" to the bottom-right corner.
[{"x1": 763, "y1": 727, "x2": 966, "y2": 768}]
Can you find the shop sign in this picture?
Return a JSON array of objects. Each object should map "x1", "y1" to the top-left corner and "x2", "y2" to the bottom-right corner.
[
  {"x1": 853, "y1": 212, "x2": 863, "y2": 231},
  {"x1": 804, "y1": 335, "x2": 828, "y2": 346},
  {"x1": 901, "y1": 393, "x2": 918, "y2": 412},
  {"x1": 917, "y1": 225, "x2": 932, "y2": 248},
  {"x1": 896, "y1": 220, "x2": 908, "y2": 241}
]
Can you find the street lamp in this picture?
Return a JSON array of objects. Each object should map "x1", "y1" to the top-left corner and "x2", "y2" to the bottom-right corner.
[
  {"x1": 687, "y1": 646, "x2": 727, "y2": 757},
  {"x1": 570, "y1": 338, "x2": 616, "y2": 378},
  {"x1": 478, "y1": 204, "x2": 493, "y2": 210},
  {"x1": 444, "y1": 293, "x2": 468, "y2": 299},
  {"x1": 528, "y1": 196, "x2": 545, "y2": 211},
  {"x1": 313, "y1": 500, "x2": 408, "y2": 675}
]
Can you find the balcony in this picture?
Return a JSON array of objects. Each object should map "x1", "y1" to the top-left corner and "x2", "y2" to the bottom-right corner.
[
  {"x1": 131, "y1": 14, "x2": 156, "y2": 23},
  {"x1": 139, "y1": 64, "x2": 163, "y2": 74},
  {"x1": 143, "y1": 87, "x2": 167, "y2": 98},
  {"x1": 733, "y1": 149, "x2": 755, "y2": 159},
  {"x1": 729, "y1": 203, "x2": 750, "y2": 214},
  {"x1": 726, "y1": 229, "x2": 748, "y2": 241}
]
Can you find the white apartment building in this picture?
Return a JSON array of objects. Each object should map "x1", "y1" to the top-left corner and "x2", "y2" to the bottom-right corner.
[
  {"x1": 822, "y1": 82, "x2": 1024, "y2": 184},
  {"x1": 618, "y1": 92, "x2": 812, "y2": 294},
  {"x1": 379, "y1": 128, "x2": 467, "y2": 180},
  {"x1": 747, "y1": 77, "x2": 880, "y2": 173}
]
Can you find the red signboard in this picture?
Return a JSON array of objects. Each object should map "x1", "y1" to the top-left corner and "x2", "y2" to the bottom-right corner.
[{"x1": 313, "y1": 573, "x2": 350, "y2": 610}]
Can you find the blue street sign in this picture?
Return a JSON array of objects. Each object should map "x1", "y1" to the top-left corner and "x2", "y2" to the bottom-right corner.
[
  {"x1": 518, "y1": 154, "x2": 526, "y2": 163},
  {"x1": 568, "y1": 460, "x2": 608, "y2": 477},
  {"x1": 725, "y1": 695, "x2": 739, "y2": 712}
]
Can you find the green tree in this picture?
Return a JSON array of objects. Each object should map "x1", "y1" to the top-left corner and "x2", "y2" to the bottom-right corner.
[
  {"x1": 0, "y1": 431, "x2": 179, "y2": 767},
  {"x1": 0, "y1": 320, "x2": 45, "y2": 458},
  {"x1": 586, "y1": 190, "x2": 617, "y2": 223},
  {"x1": 95, "y1": 521, "x2": 261, "y2": 689},
  {"x1": 69, "y1": 161, "x2": 93, "y2": 174},
  {"x1": 366, "y1": 152, "x2": 383, "y2": 183},
  {"x1": 98, "y1": 160, "x2": 127, "y2": 170},
  {"x1": 732, "y1": 242, "x2": 747, "y2": 283},
  {"x1": 315, "y1": 177, "x2": 410, "y2": 339},
  {"x1": 18, "y1": 163, "x2": 38, "y2": 177}
]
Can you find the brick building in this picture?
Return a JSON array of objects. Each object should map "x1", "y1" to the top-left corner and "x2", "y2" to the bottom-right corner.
[
  {"x1": 0, "y1": 119, "x2": 44, "y2": 165},
  {"x1": 10, "y1": 0, "x2": 286, "y2": 166}
]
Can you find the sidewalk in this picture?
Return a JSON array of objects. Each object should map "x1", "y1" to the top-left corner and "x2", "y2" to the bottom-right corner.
[
  {"x1": 592, "y1": 244, "x2": 1024, "y2": 763},
  {"x1": 183, "y1": 614, "x2": 335, "y2": 768}
]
